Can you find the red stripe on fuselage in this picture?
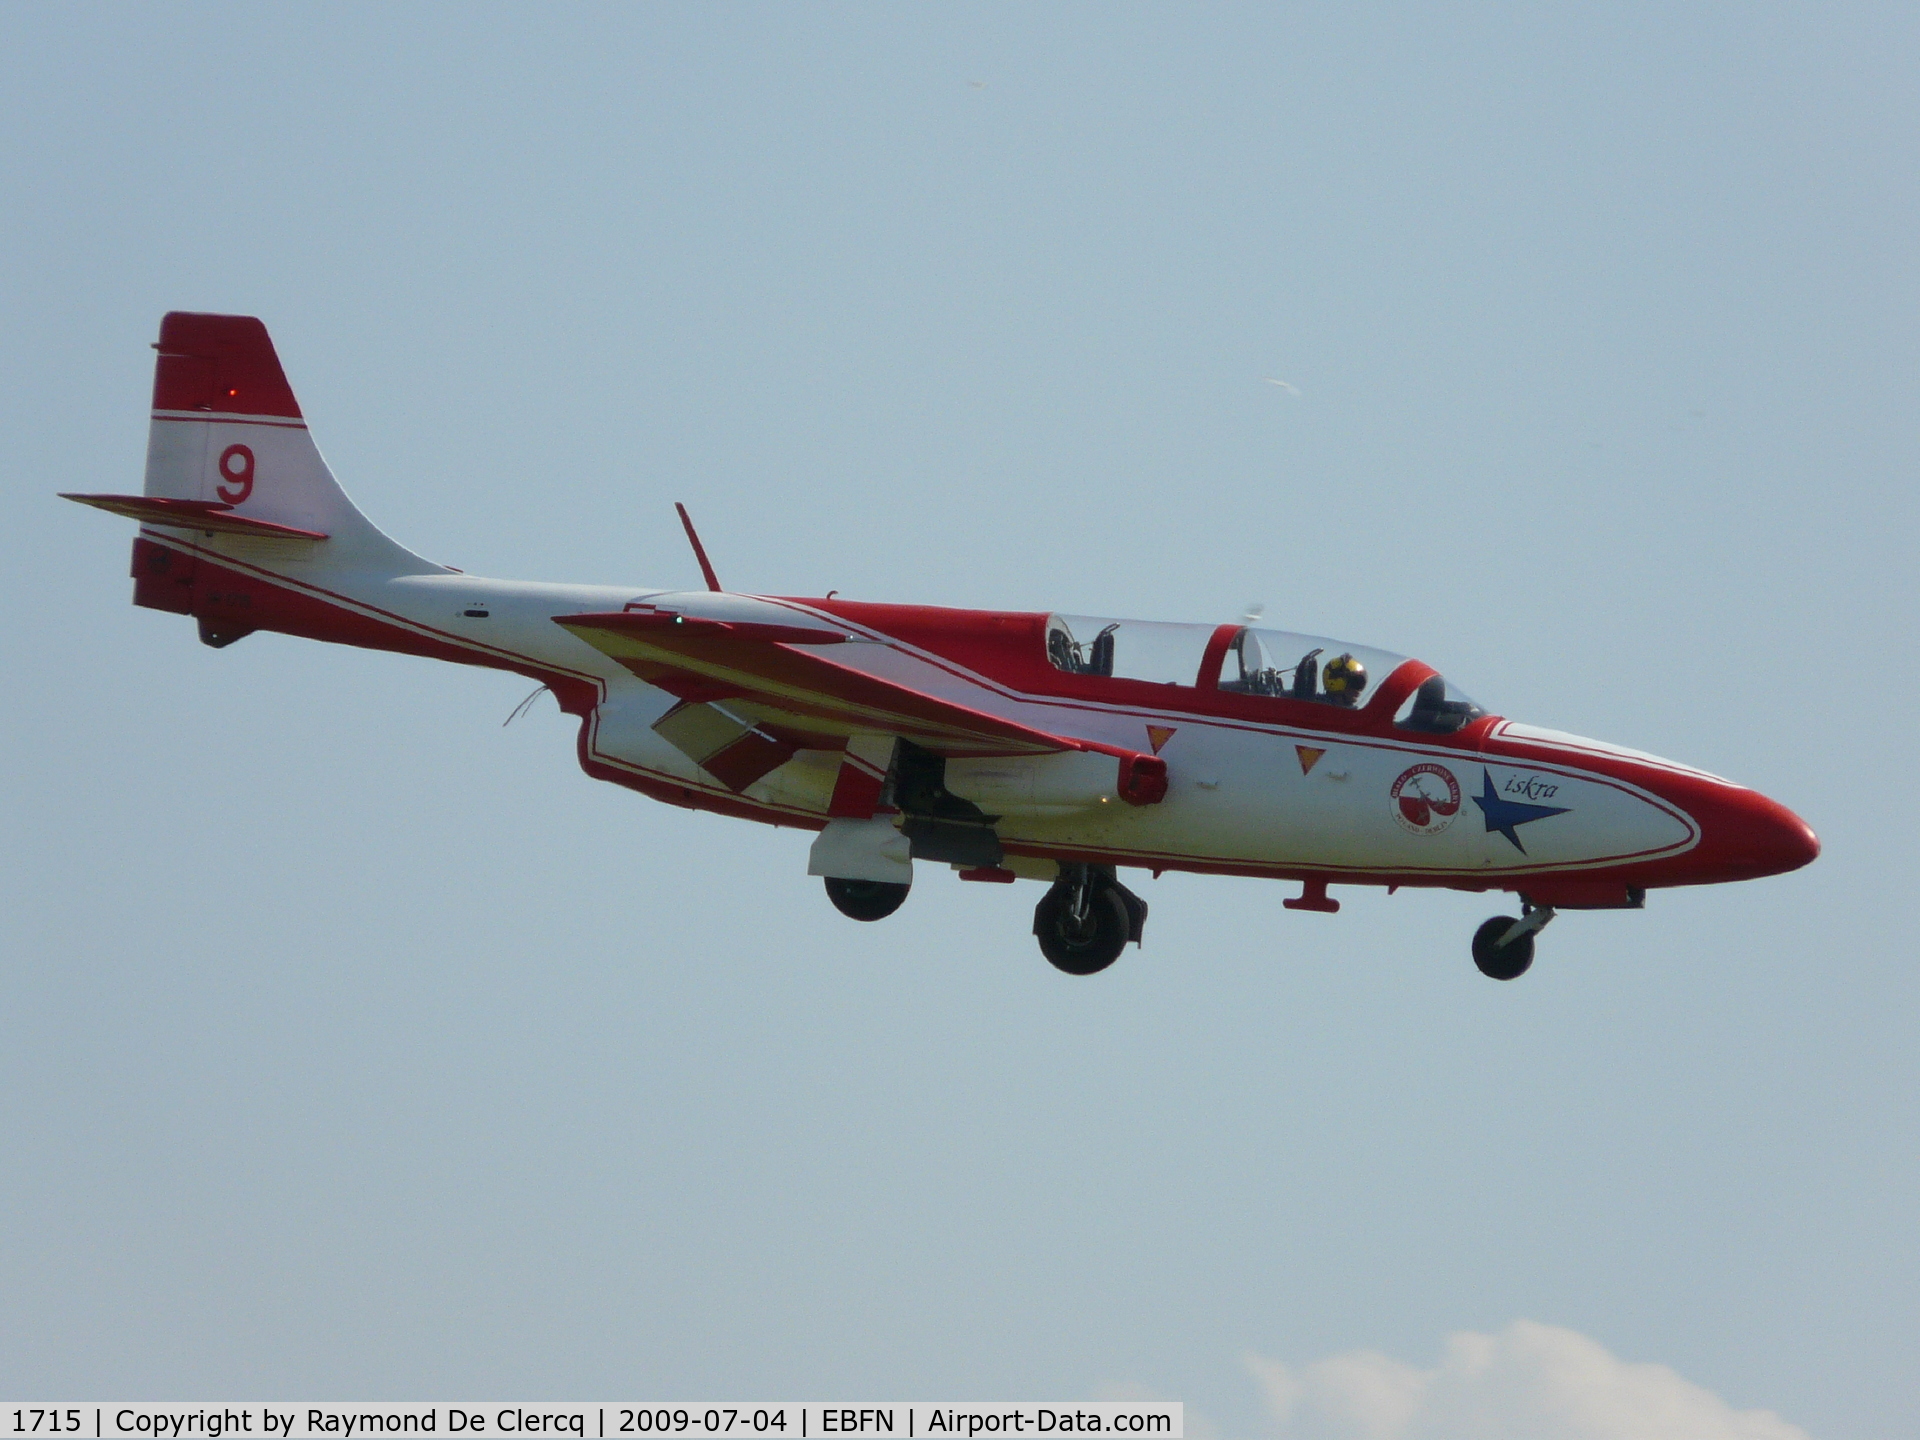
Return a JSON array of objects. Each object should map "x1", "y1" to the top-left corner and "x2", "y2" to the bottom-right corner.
[
  {"x1": 140, "y1": 532, "x2": 604, "y2": 684},
  {"x1": 133, "y1": 547, "x2": 1759, "y2": 890}
]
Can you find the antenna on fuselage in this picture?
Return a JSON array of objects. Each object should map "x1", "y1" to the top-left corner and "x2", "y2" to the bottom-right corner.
[{"x1": 675, "y1": 502, "x2": 723, "y2": 592}]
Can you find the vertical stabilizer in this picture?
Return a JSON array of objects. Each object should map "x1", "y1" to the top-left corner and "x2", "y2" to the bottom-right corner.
[{"x1": 143, "y1": 312, "x2": 436, "y2": 574}]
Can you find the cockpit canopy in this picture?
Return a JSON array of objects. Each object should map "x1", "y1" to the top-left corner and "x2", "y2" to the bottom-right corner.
[
  {"x1": 1046, "y1": 615, "x2": 1217, "y2": 686},
  {"x1": 1044, "y1": 614, "x2": 1485, "y2": 734},
  {"x1": 1218, "y1": 625, "x2": 1401, "y2": 708}
]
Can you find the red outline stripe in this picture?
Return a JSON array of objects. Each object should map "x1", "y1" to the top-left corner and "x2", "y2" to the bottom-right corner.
[{"x1": 146, "y1": 532, "x2": 606, "y2": 683}]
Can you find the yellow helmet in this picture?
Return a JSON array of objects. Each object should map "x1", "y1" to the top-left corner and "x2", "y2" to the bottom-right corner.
[{"x1": 1322, "y1": 652, "x2": 1368, "y2": 701}]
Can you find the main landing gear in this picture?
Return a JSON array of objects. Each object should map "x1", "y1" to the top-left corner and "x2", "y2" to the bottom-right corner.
[
  {"x1": 822, "y1": 862, "x2": 1148, "y2": 976},
  {"x1": 1032, "y1": 864, "x2": 1148, "y2": 976},
  {"x1": 1471, "y1": 903, "x2": 1556, "y2": 980}
]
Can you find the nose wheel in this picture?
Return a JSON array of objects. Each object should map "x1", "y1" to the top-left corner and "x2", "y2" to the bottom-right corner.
[{"x1": 1471, "y1": 904, "x2": 1555, "y2": 980}]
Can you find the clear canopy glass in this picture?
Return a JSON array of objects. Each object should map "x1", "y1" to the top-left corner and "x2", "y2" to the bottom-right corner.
[
  {"x1": 1218, "y1": 626, "x2": 1408, "y2": 709},
  {"x1": 1046, "y1": 615, "x2": 1217, "y2": 686},
  {"x1": 1045, "y1": 613, "x2": 1486, "y2": 731}
]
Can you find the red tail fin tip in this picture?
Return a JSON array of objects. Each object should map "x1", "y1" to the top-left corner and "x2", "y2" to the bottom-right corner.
[{"x1": 151, "y1": 312, "x2": 302, "y2": 419}]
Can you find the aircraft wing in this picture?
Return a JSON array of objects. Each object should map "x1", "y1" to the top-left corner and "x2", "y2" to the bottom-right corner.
[{"x1": 553, "y1": 609, "x2": 1074, "y2": 757}]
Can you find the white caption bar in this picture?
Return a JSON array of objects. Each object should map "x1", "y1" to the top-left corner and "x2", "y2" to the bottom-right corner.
[{"x1": 1, "y1": 1408, "x2": 1180, "y2": 1440}]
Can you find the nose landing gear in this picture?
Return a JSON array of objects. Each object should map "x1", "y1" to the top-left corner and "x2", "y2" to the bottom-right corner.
[
  {"x1": 1471, "y1": 903, "x2": 1556, "y2": 980},
  {"x1": 1033, "y1": 864, "x2": 1148, "y2": 975}
]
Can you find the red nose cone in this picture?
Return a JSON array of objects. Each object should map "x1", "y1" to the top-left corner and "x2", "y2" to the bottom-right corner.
[
  {"x1": 1693, "y1": 788, "x2": 1820, "y2": 882},
  {"x1": 1777, "y1": 808, "x2": 1821, "y2": 870}
]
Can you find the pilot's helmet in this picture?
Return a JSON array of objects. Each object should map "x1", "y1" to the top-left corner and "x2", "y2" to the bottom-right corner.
[{"x1": 1322, "y1": 652, "x2": 1368, "y2": 704}]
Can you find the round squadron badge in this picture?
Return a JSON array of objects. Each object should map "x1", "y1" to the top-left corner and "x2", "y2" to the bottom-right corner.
[{"x1": 1390, "y1": 762, "x2": 1462, "y2": 835}]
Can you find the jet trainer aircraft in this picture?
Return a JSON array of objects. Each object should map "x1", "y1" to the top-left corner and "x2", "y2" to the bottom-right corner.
[{"x1": 66, "y1": 314, "x2": 1819, "y2": 979}]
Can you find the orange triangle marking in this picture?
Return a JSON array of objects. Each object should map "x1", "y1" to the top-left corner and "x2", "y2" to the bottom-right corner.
[
  {"x1": 1146, "y1": 725, "x2": 1176, "y2": 754},
  {"x1": 1295, "y1": 745, "x2": 1326, "y2": 775}
]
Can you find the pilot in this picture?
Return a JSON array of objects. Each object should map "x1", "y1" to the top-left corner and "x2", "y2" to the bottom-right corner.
[{"x1": 1322, "y1": 652, "x2": 1368, "y2": 707}]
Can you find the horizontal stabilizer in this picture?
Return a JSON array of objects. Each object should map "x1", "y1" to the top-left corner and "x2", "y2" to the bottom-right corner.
[{"x1": 62, "y1": 493, "x2": 328, "y2": 541}]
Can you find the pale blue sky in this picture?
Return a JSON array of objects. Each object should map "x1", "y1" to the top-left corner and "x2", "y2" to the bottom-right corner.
[{"x1": 3, "y1": 5, "x2": 1915, "y2": 1437}]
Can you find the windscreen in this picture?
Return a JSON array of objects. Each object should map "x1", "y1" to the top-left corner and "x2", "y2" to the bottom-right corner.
[{"x1": 1393, "y1": 673, "x2": 1486, "y2": 733}]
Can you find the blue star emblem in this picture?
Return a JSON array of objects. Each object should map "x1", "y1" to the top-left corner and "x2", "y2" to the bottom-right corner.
[{"x1": 1473, "y1": 768, "x2": 1570, "y2": 852}]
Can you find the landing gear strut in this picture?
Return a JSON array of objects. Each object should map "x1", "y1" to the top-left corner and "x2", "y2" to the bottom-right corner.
[
  {"x1": 1471, "y1": 903, "x2": 1556, "y2": 980},
  {"x1": 824, "y1": 876, "x2": 910, "y2": 921},
  {"x1": 1033, "y1": 865, "x2": 1147, "y2": 976}
]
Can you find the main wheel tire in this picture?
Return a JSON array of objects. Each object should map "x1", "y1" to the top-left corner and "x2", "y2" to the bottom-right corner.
[
  {"x1": 825, "y1": 876, "x2": 910, "y2": 922},
  {"x1": 1034, "y1": 884, "x2": 1131, "y2": 975},
  {"x1": 1472, "y1": 916, "x2": 1535, "y2": 980}
]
